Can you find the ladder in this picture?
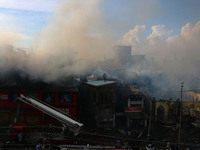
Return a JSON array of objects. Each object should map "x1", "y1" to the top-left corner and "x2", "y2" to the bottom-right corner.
[{"x1": 18, "y1": 94, "x2": 83, "y2": 134}]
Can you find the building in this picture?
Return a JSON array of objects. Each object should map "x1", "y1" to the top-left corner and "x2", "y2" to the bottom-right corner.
[
  {"x1": 0, "y1": 87, "x2": 79, "y2": 126},
  {"x1": 115, "y1": 83, "x2": 153, "y2": 138},
  {"x1": 77, "y1": 79, "x2": 116, "y2": 128},
  {"x1": 114, "y1": 45, "x2": 132, "y2": 67},
  {"x1": 114, "y1": 45, "x2": 145, "y2": 67}
]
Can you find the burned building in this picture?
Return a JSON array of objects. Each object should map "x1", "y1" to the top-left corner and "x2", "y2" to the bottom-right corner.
[
  {"x1": 0, "y1": 72, "x2": 79, "y2": 126},
  {"x1": 77, "y1": 79, "x2": 116, "y2": 128}
]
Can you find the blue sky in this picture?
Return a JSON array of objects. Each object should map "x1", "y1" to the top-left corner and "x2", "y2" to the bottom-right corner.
[
  {"x1": 0, "y1": 0, "x2": 200, "y2": 46},
  {"x1": 0, "y1": 0, "x2": 58, "y2": 45},
  {"x1": 102, "y1": 0, "x2": 200, "y2": 37}
]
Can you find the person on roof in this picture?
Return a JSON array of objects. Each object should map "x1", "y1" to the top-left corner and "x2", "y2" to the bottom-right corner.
[{"x1": 103, "y1": 73, "x2": 107, "y2": 81}]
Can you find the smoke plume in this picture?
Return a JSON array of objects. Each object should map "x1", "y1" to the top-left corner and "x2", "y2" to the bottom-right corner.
[
  {"x1": 1, "y1": 0, "x2": 200, "y2": 100},
  {"x1": 0, "y1": 0, "x2": 113, "y2": 83},
  {"x1": 121, "y1": 21, "x2": 200, "y2": 100}
]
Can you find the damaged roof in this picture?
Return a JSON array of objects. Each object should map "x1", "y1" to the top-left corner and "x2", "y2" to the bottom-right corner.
[{"x1": 86, "y1": 80, "x2": 116, "y2": 87}]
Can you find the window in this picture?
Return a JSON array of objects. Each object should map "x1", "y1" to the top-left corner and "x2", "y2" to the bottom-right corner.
[
  {"x1": 42, "y1": 93, "x2": 55, "y2": 103},
  {"x1": 59, "y1": 94, "x2": 73, "y2": 104}
]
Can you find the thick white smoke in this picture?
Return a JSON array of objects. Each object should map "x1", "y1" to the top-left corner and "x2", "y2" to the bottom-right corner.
[
  {"x1": 121, "y1": 25, "x2": 145, "y2": 45},
  {"x1": 0, "y1": 0, "x2": 200, "y2": 100},
  {"x1": 121, "y1": 21, "x2": 200, "y2": 99},
  {"x1": 29, "y1": 0, "x2": 115, "y2": 81},
  {"x1": 0, "y1": 0, "x2": 114, "y2": 82}
]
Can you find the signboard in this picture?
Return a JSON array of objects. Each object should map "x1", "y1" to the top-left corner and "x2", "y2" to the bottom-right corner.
[
  {"x1": 59, "y1": 94, "x2": 73, "y2": 104},
  {"x1": 0, "y1": 93, "x2": 9, "y2": 101},
  {"x1": 42, "y1": 93, "x2": 55, "y2": 103},
  {"x1": 125, "y1": 107, "x2": 142, "y2": 112}
]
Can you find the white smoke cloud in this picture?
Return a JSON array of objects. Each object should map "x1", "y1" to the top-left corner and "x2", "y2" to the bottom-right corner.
[
  {"x1": 121, "y1": 25, "x2": 145, "y2": 45},
  {"x1": 181, "y1": 21, "x2": 200, "y2": 41},
  {"x1": 28, "y1": 0, "x2": 115, "y2": 81},
  {"x1": 122, "y1": 21, "x2": 200, "y2": 99},
  {"x1": 1, "y1": 0, "x2": 200, "y2": 99},
  {"x1": 0, "y1": 0, "x2": 115, "y2": 82},
  {"x1": 1, "y1": 0, "x2": 117, "y2": 83},
  {"x1": 147, "y1": 25, "x2": 173, "y2": 45}
]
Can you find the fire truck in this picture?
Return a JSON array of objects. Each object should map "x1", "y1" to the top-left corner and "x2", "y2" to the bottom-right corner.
[
  {"x1": 0, "y1": 88, "x2": 83, "y2": 146},
  {"x1": 0, "y1": 88, "x2": 80, "y2": 126}
]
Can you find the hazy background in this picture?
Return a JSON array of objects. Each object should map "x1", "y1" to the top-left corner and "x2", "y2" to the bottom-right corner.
[{"x1": 0, "y1": 0, "x2": 200, "y2": 99}]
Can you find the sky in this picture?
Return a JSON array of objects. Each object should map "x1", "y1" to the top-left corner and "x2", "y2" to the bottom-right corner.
[
  {"x1": 1, "y1": 0, "x2": 200, "y2": 99},
  {"x1": 0, "y1": 0, "x2": 200, "y2": 46}
]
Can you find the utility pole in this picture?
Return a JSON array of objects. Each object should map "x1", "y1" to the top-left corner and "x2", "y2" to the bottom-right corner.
[
  {"x1": 147, "y1": 98, "x2": 152, "y2": 140},
  {"x1": 178, "y1": 82, "x2": 184, "y2": 145}
]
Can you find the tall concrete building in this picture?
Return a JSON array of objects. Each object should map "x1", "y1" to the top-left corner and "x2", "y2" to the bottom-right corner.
[
  {"x1": 114, "y1": 45, "x2": 145, "y2": 67},
  {"x1": 114, "y1": 45, "x2": 132, "y2": 66}
]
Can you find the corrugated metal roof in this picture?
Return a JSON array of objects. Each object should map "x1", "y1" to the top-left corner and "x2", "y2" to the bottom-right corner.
[{"x1": 86, "y1": 80, "x2": 116, "y2": 87}]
